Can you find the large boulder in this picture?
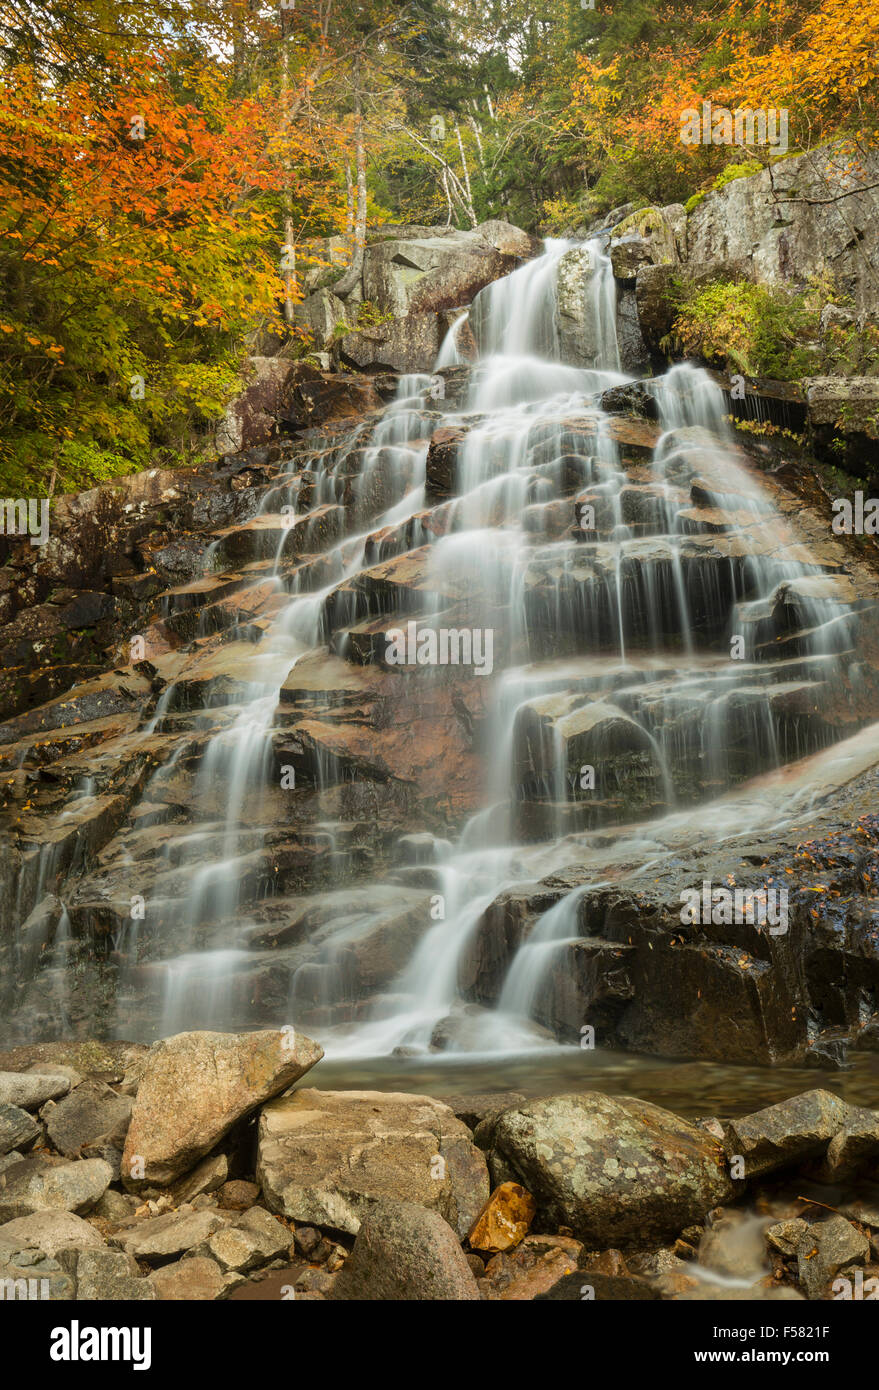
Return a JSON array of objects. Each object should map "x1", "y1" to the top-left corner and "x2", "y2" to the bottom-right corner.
[
  {"x1": 330, "y1": 1199, "x2": 480, "y2": 1301},
  {"x1": 339, "y1": 312, "x2": 448, "y2": 374},
  {"x1": 122, "y1": 1028, "x2": 323, "y2": 1186},
  {"x1": 362, "y1": 221, "x2": 534, "y2": 318},
  {"x1": 483, "y1": 1093, "x2": 733, "y2": 1244},
  {"x1": 554, "y1": 244, "x2": 605, "y2": 367},
  {"x1": 256, "y1": 1088, "x2": 490, "y2": 1238},
  {"x1": 294, "y1": 289, "x2": 350, "y2": 350}
]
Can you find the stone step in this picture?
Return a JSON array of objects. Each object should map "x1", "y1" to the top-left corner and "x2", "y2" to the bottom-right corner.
[
  {"x1": 323, "y1": 545, "x2": 465, "y2": 632},
  {"x1": 163, "y1": 580, "x2": 284, "y2": 642},
  {"x1": 211, "y1": 505, "x2": 346, "y2": 565}
]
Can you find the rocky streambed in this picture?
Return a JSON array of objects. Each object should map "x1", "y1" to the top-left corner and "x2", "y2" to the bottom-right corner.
[{"x1": 2, "y1": 1028, "x2": 879, "y2": 1302}]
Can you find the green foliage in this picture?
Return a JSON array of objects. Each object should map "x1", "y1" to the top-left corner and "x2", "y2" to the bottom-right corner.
[
  {"x1": 540, "y1": 194, "x2": 585, "y2": 234},
  {"x1": 662, "y1": 279, "x2": 820, "y2": 379},
  {"x1": 355, "y1": 301, "x2": 394, "y2": 328}
]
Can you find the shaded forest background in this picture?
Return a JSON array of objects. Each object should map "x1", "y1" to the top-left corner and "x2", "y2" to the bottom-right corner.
[{"x1": 1, "y1": 0, "x2": 877, "y2": 495}]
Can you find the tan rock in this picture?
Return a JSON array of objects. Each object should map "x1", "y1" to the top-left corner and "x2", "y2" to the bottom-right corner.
[
  {"x1": 149, "y1": 1256, "x2": 229, "y2": 1301},
  {"x1": 123, "y1": 1028, "x2": 323, "y2": 1186},
  {"x1": 257, "y1": 1088, "x2": 489, "y2": 1238}
]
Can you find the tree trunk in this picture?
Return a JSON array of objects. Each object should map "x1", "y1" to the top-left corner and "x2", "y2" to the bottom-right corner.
[
  {"x1": 454, "y1": 122, "x2": 477, "y2": 228},
  {"x1": 344, "y1": 162, "x2": 355, "y2": 253},
  {"x1": 334, "y1": 59, "x2": 367, "y2": 300}
]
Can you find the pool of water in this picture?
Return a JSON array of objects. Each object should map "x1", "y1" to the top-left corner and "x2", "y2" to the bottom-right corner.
[{"x1": 309, "y1": 1047, "x2": 879, "y2": 1121}]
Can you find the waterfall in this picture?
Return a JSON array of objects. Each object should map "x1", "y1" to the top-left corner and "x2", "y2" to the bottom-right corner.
[{"x1": 5, "y1": 236, "x2": 866, "y2": 1062}]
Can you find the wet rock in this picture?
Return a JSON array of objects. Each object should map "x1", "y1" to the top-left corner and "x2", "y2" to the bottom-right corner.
[
  {"x1": 331, "y1": 1199, "x2": 480, "y2": 1301},
  {"x1": 796, "y1": 1216, "x2": 870, "y2": 1299},
  {"x1": 149, "y1": 1255, "x2": 231, "y2": 1300},
  {"x1": 0, "y1": 1154, "x2": 112, "y2": 1222},
  {"x1": 0, "y1": 1103, "x2": 40, "y2": 1155},
  {"x1": 726, "y1": 1089, "x2": 849, "y2": 1179},
  {"x1": 600, "y1": 384, "x2": 659, "y2": 418},
  {"x1": 486, "y1": 1093, "x2": 733, "y2": 1245},
  {"x1": 392, "y1": 832, "x2": 448, "y2": 865},
  {"x1": 481, "y1": 1234, "x2": 583, "y2": 1300},
  {"x1": 257, "y1": 1088, "x2": 490, "y2": 1239},
  {"x1": 467, "y1": 1182, "x2": 537, "y2": 1254},
  {"x1": 0, "y1": 1071, "x2": 71, "y2": 1110},
  {"x1": 555, "y1": 245, "x2": 604, "y2": 366},
  {"x1": 111, "y1": 1207, "x2": 227, "y2": 1261},
  {"x1": 45, "y1": 1079, "x2": 132, "y2": 1159},
  {"x1": 635, "y1": 263, "x2": 678, "y2": 352},
  {"x1": 425, "y1": 425, "x2": 466, "y2": 500},
  {"x1": 812, "y1": 1106, "x2": 879, "y2": 1181},
  {"x1": 430, "y1": 1003, "x2": 554, "y2": 1053},
  {"x1": 514, "y1": 695, "x2": 661, "y2": 800},
  {"x1": 122, "y1": 1028, "x2": 323, "y2": 1186},
  {"x1": 281, "y1": 371, "x2": 381, "y2": 430}
]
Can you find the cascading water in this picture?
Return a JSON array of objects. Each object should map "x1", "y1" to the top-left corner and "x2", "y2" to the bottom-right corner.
[{"x1": 6, "y1": 233, "x2": 873, "y2": 1071}]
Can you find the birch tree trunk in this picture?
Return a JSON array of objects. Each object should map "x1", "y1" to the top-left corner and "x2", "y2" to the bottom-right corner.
[{"x1": 333, "y1": 56, "x2": 367, "y2": 300}]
